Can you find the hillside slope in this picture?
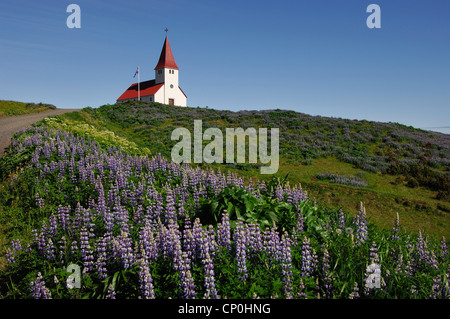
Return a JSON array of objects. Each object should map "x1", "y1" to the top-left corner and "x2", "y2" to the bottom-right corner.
[
  {"x1": 0, "y1": 109, "x2": 448, "y2": 299},
  {"x1": 42, "y1": 101, "x2": 449, "y2": 239},
  {"x1": 0, "y1": 100, "x2": 56, "y2": 117}
]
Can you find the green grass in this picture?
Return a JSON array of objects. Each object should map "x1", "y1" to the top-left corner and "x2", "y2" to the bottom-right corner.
[{"x1": 0, "y1": 100, "x2": 56, "y2": 117}]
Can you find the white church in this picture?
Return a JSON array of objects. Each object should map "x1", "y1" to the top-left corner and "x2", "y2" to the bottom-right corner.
[{"x1": 117, "y1": 35, "x2": 187, "y2": 106}]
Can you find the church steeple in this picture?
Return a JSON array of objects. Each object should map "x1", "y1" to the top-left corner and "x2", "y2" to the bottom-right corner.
[{"x1": 154, "y1": 36, "x2": 179, "y2": 70}]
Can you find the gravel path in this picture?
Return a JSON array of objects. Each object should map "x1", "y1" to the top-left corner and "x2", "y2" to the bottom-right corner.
[{"x1": 0, "y1": 109, "x2": 79, "y2": 157}]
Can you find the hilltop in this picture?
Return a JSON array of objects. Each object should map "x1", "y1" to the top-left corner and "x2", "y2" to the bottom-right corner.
[{"x1": 0, "y1": 100, "x2": 57, "y2": 117}]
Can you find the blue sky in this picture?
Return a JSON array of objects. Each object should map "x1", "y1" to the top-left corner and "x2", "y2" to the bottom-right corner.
[{"x1": 1, "y1": 0, "x2": 449, "y2": 133}]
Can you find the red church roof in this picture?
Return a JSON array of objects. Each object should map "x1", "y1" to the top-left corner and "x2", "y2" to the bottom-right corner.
[
  {"x1": 117, "y1": 80, "x2": 164, "y2": 101},
  {"x1": 154, "y1": 36, "x2": 179, "y2": 70}
]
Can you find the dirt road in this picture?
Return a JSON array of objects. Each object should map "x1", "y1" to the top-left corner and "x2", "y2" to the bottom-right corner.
[{"x1": 0, "y1": 109, "x2": 79, "y2": 157}]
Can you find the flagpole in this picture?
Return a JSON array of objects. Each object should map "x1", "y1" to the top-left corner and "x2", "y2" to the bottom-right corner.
[{"x1": 138, "y1": 66, "x2": 140, "y2": 102}]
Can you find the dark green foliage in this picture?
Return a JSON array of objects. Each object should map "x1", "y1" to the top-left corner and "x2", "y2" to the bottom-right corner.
[
  {"x1": 388, "y1": 161, "x2": 450, "y2": 200},
  {"x1": 0, "y1": 147, "x2": 34, "y2": 181},
  {"x1": 198, "y1": 187, "x2": 296, "y2": 232}
]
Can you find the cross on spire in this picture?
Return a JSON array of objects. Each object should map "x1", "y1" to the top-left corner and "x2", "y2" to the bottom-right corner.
[{"x1": 164, "y1": 27, "x2": 169, "y2": 34}]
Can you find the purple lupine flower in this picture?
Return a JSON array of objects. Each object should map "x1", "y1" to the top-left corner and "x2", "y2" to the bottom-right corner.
[
  {"x1": 414, "y1": 230, "x2": 430, "y2": 268},
  {"x1": 439, "y1": 237, "x2": 448, "y2": 262},
  {"x1": 177, "y1": 197, "x2": 186, "y2": 219},
  {"x1": 30, "y1": 272, "x2": 52, "y2": 299},
  {"x1": 31, "y1": 229, "x2": 46, "y2": 254},
  {"x1": 206, "y1": 225, "x2": 217, "y2": 258},
  {"x1": 112, "y1": 203, "x2": 130, "y2": 232},
  {"x1": 321, "y1": 247, "x2": 333, "y2": 299},
  {"x1": 191, "y1": 218, "x2": 205, "y2": 259},
  {"x1": 11, "y1": 237, "x2": 21, "y2": 251},
  {"x1": 300, "y1": 236, "x2": 313, "y2": 277},
  {"x1": 258, "y1": 181, "x2": 267, "y2": 194},
  {"x1": 5, "y1": 248, "x2": 15, "y2": 264},
  {"x1": 69, "y1": 156, "x2": 77, "y2": 183},
  {"x1": 280, "y1": 233, "x2": 293, "y2": 299},
  {"x1": 58, "y1": 236, "x2": 67, "y2": 265},
  {"x1": 234, "y1": 220, "x2": 248, "y2": 281},
  {"x1": 296, "y1": 208, "x2": 304, "y2": 233},
  {"x1": 394, "y1": 253, "x2": 404, "y2": 275},
  {"x1": 157, "y1": 221, "x2": 172, "y2": 259},
  {"x1": 96, "y1": 255, "x2": 108, "y2": 280},
  {"x1": 105, "y1": 283, "x2": 116, "y2": 299},
  {"x1": 248, "y1": 222, "x2": 263, "y2": 254},
  {"x1": 139, "y1": 221, "x2": 159, "y2": 261},
  {"x1": 354, "y1": 203, "x2": 368, "y2": 246},
  {"x1": 285, "y1": 187, "x2": 293, "y2": 206},
  {"x1": 35, "y1": 193, "x2": 45, "y2": 209},
  {"x1": 193, "y1": 186, "x2": 200, "y2": 211},
  {"x1": 348, "y1": 282, "x2": 360, "y2": 299},
  {"x1": 154, "y1": 192, "x2": 164, "y2": 220},
  {"x1": 217, "y1": 211, "x2": 231, "y2": 251},
  {"x1": 95, "y1": 179, "x2": 108, "y2": 218},
  {"x1": 297, "y1": 279, "x2": 307, "y2": 299},
  {"x1": 138, "y1": 258, "x2": 155, "y2": 299},
  {"x1": 70, "y1": 240, "x2": 79, "y2": 256},
  {"x1": 202, "y1": 251, "x2": 218, "y2": 299},
  {"x1": 197, "y1": 226, "x2": 209, "y2": 262},
  {"x1": 80, "y1": 227, "x2": 94, "y2": 272},
  {"x1": 6, "y1": 239, "x2": 22, "y2": 264},
  {"x1": 404, "y1": 259, "x2": 414, "y2": 277},
  {"x1": 263, "y1": 222, "x2": 280, "y2": 264},
  {"x1": 104, "y1": 208, "x2": 115, "y2": 232},
  {"x1": 275, "y1": 183, "x2": 284, "y2": 202},
  {"x1": 164, "y1": 187, "x2": 176, "y2": 224},
  {"x1": 107, "y1": 182, "x2": 120, "y2": 208},
  {"x1": 390, "y1": 213, "x2": 400, "y2": 241},
  {"x1": 116, "y1": 230, "x2": 135, "y2": 269},
  {"x1": 56, "y1": 205, "x2": 70, "y2": 232},
  {"x1": 45, "y1": 213, "x2": 58, "y2": 238},
  {"x1": 94, "y1": 235, "x2": 109, "y2": 280},
  {"x1": 178, "y1": 251, "x2": 196, "y2": 299},
  {"x1": 428, "y1": 250, "x2": 439, "y2": 270},
  {"x1": 44, "y1": 238, "x2": 56, "y2": 260},
  {"x1": 338, "y1": 209, "x2": 345, "y2": 229},
  {"x1": 369, "y1": 242, "x2": 380, "y2": 263},
  {"x1": 182, "y1": 221, "x2": 195, "y2": 263},
  {"x1": 172, "y1": 227, "x2": 184, "y2": 272}
]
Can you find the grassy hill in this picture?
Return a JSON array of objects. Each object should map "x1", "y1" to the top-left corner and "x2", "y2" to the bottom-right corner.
[
  {"x1": 0, "y1": 100, "x2": 56, "y2": 117},
  {"x1": 0, "y1": 101, "x2": 448, "y2": 299},
  {"x1": 43, "y1": 101, "x2": 449, "y2": 239}
]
